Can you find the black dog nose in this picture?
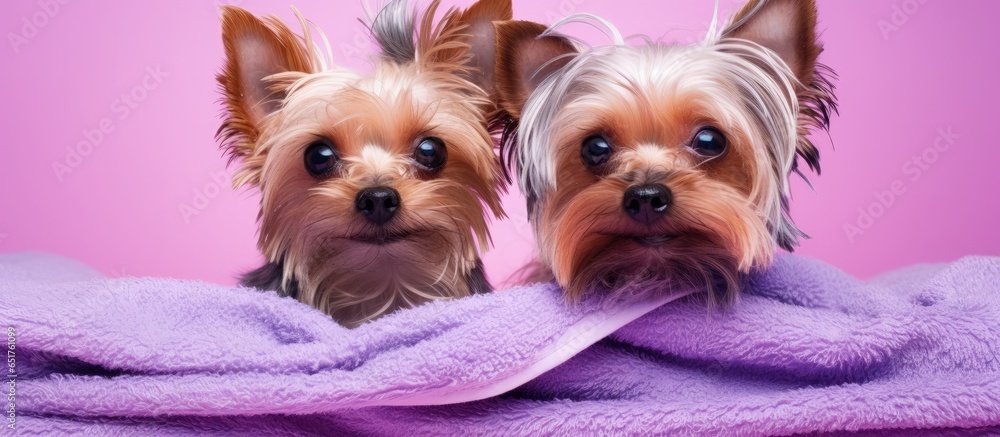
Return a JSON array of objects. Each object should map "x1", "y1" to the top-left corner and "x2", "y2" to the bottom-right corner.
[
  {"x1": 355, "y1": 187, "x2": 400, "y2": 225},
  {"x1": 623, "y1": 184, "x2": 671, "y2": 225}
]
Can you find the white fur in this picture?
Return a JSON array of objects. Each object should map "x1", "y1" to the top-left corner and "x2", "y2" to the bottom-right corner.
[{"x1": 515, "y1": 16, "x2": 807, "y2": 248}]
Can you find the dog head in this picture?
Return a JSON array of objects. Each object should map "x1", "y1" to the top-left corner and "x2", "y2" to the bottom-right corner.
[
  {"x1": 217, "y1": 0, "x2": 510, "y2": 326},
  {"x1": 494, "y1": 0, "x2": 836, "y2": 301}
]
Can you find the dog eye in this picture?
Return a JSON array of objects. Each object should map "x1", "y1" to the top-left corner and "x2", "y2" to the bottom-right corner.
[
  {"x1": 691, "y1": 128, "x2": 727, "y2": 157},
  {"x1": 413, "y1": 137, "x2": 447, "y2": 170},
  {"x1": 304, "y1": 140, "x2": 338, "y2": 177},
  {"x1": 581, "y1": 136, "x2": 612, "y2": 167}
]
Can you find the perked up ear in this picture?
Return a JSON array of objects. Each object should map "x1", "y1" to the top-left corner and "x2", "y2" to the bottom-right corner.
[
  {"x1": 431, "y1": 0, "x2": 513, "y2": 96},
  {"x1": 723, "y1": 0, "x2": 838, "y2": 251},
  {"x1": 493, "y1": 20, "x2": 577, "y2": 119},
  {"x1": 722, "y1": 0, "x2": 836, "y2": 176},
  {"x1": 217, "y1": 6, "x2": 317, "y2": 165},
  {"x1": 722, "y1": 0, "x2": 821, "y2": 85}
]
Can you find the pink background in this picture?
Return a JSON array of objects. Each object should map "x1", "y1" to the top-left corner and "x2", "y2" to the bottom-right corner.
[{"x1": 2, "y1": 0, "x2": 998, "y2": 287}]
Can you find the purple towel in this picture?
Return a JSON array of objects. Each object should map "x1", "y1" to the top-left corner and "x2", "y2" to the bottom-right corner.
[{"x1": 3, "y1": 252, "x2": 999, "y2": 435}]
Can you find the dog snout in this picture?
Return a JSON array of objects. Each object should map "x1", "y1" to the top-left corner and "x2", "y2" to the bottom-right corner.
[
  {"x1": 623, "y1": 184, "x2": 671, "y2": 225},
  {"x1": 355, "y1": 187, "x2": 400, "y2": 225}
]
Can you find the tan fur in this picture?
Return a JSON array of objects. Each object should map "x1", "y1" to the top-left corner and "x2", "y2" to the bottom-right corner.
[
  {"x1": 537, "y1": 85, "x2": 772, "y2": 300},
  {"x1": 724, "y1": 0, "x2": 831, "y2": 174},
  {"x1": 725, "y1": 0, "x2": 820, "y2": 84},
  {"x1": 217, "y1": 1, "x2": 508, "y2": 327},
  {"x1": 435, "y1": 0, "x2": 512, "y2": 99},
  {"x1": 216, "y1": 7, "x2": 320, "y2": 172},
  {"x1": 494, "y1": 20, "x2": 577, "y2": 118},
  {"x1": 493, "y1": 0, "x2": 836, "y2": 301}
]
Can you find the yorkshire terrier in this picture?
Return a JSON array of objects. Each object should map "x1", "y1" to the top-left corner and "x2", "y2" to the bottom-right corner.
[
  {"x1": 216, "y1": 0, "x2": 510, "y2": 327},
  {"x1": 493, "y1": 0, "x2": 837, "y2": 301}
]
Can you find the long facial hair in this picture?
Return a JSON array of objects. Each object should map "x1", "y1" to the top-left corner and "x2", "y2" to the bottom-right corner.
[
  {"x1": 217, "y1": 0, "x2": 510, "y2": 327},
  {"x1": 493, "y1": 0, "x2": 837, "y2": 301}
]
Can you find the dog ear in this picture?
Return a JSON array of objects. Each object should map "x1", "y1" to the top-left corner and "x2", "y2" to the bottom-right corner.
[
  {"x1": 494, "y1": 20, "x2": 577, "y2": 119},
  {"x1": 723, "y1": 0, "x2": 835, "y2": 175},
  {"x1": 217, "y1": 6, "x2": 316, "y2": 164},
  {"x1": 722, "y1": 0, "x2": 821, "y2": 85},
  {"x1": 432, "y1": 0, "x2": 512, "y2": 96},
  {"x1": 724, "y1": 0, "x2": 837, "y2": 251}
]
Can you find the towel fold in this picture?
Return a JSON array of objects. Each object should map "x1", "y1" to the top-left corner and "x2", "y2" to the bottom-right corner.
[{"x1": 3, "y1": 252, "x2": 999, "y2": 436}]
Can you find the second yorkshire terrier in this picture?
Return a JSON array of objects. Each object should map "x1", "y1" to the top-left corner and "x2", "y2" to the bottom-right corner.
[
  {"x1": 493, "y1": 0, "x2": 837, "y2": 301},
  {"x1": 216, "y1": 0, "x2": 510, "y2": 327}
]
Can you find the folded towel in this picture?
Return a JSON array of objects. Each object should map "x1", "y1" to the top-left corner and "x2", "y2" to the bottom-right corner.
[{"x1": 3, "y1": 252, "x2": 999, "y2": 436}]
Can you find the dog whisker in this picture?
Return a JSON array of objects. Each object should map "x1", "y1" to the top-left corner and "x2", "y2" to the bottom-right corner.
[
  {"x1": 494, "y1": 0, "x2": 836, "y2": 303},
  {"x1": 218, "y1": 0, "x2": 508, "y2": 327}
]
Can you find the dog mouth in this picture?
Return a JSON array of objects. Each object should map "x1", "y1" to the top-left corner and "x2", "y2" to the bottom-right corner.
[
  {"x1": 599, "y1": 231, "x2": 680, "y2": 248},
  {"x1": 633, "y1": 235, "x2": 676, "y2": 247},
  {"x1": 349, "y1": 231, "x2": 415, "y2": 245}
]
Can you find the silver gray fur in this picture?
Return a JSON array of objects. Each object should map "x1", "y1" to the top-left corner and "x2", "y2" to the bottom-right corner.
[{"x1": 370, "y1": 0, "x2": 416, "y2": 64}]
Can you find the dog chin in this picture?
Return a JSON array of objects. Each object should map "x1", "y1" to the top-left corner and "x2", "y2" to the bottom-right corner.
[
  {"x1": 567, "y1": 233, "x2": 741, "y2": 302},
  {"x1": 348, "y1": 231, "x2": 416, "y2": 246},
  {"x1": 337, "y1": 229, "x2": 448, "y2": 256},
  {"x1": 631, "y1": 234, "x2": 679, "y2": 248}
]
